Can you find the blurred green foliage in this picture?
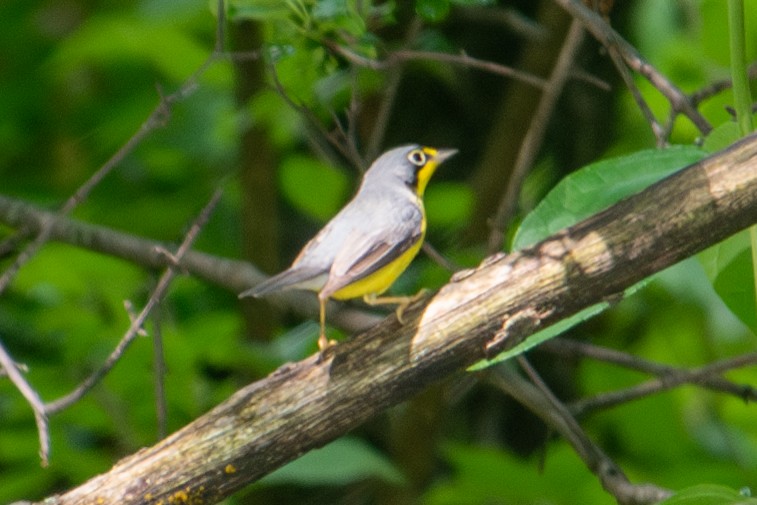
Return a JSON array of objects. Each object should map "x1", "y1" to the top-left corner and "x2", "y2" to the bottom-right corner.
[{"x1": 0, "y1": 1, "x2": 756, "y2": 504}]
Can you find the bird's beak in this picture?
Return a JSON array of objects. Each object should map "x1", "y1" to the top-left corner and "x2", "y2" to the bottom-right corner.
[{"x1": 434, "y1": 148, "x2": 458, "y2": 164}]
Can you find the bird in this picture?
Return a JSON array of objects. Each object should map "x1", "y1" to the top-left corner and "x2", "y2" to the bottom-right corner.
[{"x1": 239, "y1": 144, "x2": 457, "y2": 352}]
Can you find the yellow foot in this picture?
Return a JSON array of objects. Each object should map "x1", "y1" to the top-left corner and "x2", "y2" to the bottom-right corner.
[
  {"x1": 318, "y1": 333, "x2": 338, "y2": 352},
  {"x1": 316, "y1": 333, "x2": 337, "y2": 363},
  {"x1": 396, "y1": 289, "x2": 430, "y2": 323},
  {"x1": 363, "y1": 289, "x2": 430, "y2": 324}
]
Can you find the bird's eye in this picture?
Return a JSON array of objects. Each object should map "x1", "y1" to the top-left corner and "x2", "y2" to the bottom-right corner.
[{"x1": 407, "y1": 149, "x2": 427, "y2": 167}]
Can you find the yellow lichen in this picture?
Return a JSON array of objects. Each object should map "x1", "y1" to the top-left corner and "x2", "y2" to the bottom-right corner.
[{"x1": 168, "y1": 490, "x2": 188, "y2": 503}]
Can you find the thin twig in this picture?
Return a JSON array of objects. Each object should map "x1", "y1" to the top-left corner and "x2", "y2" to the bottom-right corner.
[
  {"x1": 45, "y1": 188, "x2": 224, "y2": 415},
  {"x1": 486, "y1": 365, "x2": 672, "y2": 505},
  {"x1": 604, "y1": 36, "x2": 666, "y2": 144},
  {"x1": 457, "y1": 5, "x2": 549, "y2": 42},
  {"x1": 421, "y1": 242, "x2": 459, "y2": 272},
  {"x1": 690, "y1": 62, "x2": 757, "y2": 106},
  {"x1": 329, "y1": 101, "x2": 366, "y2": 171},
  {"x1": 0, "y1": 2, "x2": 229, "y2": 297},
  {"x1": 328, "y1": 42, "x2": 547, "y2": 90},
  {"x1": 343, "y1": 81, "x2": 365, "y2": 168},
  {"x1": 364, "y1": 18, "x2": 423, "y2": 162},
  {"x1": 487, "y1": 18, "x2": 585, "y2": 253},
  {"x1": 267, "y1": 60, "x2": 360, "y2": 169},
  {"x1": 0, "y1": 3, "x2": 230, "y2": 448},
  {"x1": 571, "y1": 68, "x2": 612, "y2": 91},
  {"x1": 540, "y1": 338, "x2": 757, "y2": 401},
  {"x1": 570, "y1": 352, "x2": 757, "y2": 417},
  {"x1": 553, "y1": 0, "x2": 712, "y2": 136},
  {"x1": 124, "y1": 300, "x2": 149, "y2": 337},
  {"x1": 0, "y1": 338, "x2": 50, "y2": 466}
]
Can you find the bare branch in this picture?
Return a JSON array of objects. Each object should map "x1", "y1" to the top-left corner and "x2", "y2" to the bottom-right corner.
[
  {"x1": 553, "y1": 0, "x2": 712, "y2": 136},
  {"x1": 364, "y1": 17, "x2": 422, "y2": 162},
  {"x1": 0, "y1": 338, "x2": 50, "y2": 466},
  {"x1": 605, "y1": 39, "x2": 667, "y2": 144},
  {"x1": 570, "y1": 352, "x2": 757, "y2": 416},
  {"x1": 44, "y1": 188, "x2": 224, "y2": 415},
  {"x1": 457, "y1": 5, "x2": 549, "y2": 41},
  {"x1": 487, "y1": 362, "x2": 672, "y2": 505},
  {"x1": 689, "y1": 61, "x2": 757, "y2": 106},
  {"x1": 541, "y1": 338, "x2": 757, "y2": 402},
  {"x1": 0, "y1": 2, "x2": 229, "y2": 297},
  {"x1": 327, "y1": 42, "x2": 547, "y2": 90},
  {"x1": 0, "y1": 194, "x2": 382, "y2": 334},
  {"x1": 487, "y1": 18, "x2": 585, "y2": 252},
  {"x1": 267, "y1": 60, "x2": 362, "y2": 170}
]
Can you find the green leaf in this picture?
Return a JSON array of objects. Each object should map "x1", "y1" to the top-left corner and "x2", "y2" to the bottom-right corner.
[
  {"x1": 513, "y1": 146, "x2": 707, "y2": 249},
  {"x1": 471, "y1": 147, "x2": 706, "y2": 369},
  {"x1": 658, "y1": 484, "x2": 757, "y2": 505},
  {"x1": 260, "y1": 437, "x2": 406, "y2": 486},
  {"x1": 703, "y1": 122, "x2": 743, "y2": 153},
  {"x1": 280, "y1": 154, "x2": 351, "y2": 221},
  {"x1": 0, "y1": 469, "x2": 56, "y2": 505},
  {"x1": 48, "y1": 16, "x2": 216, "y2": 85},
  {"x1": 467, "y1": 279, "x2": 650, "y2": 371},
  {"x1": 698, "y1": 229, "x2": 756, "y2": 331},
  {"x1": 426, "y1": 443, "x2": 612, "y2": 505},
  {"x1": 467, "y1": 308, "x2": 605, "y2": 370}
]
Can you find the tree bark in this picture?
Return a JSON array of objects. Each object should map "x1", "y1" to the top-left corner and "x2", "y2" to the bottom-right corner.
[{"x1": 13, "y1": 134, "x2": 757, "y2": 504}]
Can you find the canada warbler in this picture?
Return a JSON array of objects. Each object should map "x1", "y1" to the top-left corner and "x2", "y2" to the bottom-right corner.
[{"x1": 239, "y1": 144, "x2": 457, "y2": 351}]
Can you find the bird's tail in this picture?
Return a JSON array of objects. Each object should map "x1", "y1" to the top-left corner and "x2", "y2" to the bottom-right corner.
[{"x1": 238, "y1": 267, "x2": 325, "y2": 299}]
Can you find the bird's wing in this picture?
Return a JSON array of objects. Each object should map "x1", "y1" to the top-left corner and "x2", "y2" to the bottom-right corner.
[
  {"x1": 239, "y1": 197, "x2": 367, "y2": 300},
  {"x1": 319, "y1": 202, "x2": 423, "y2": 299},
  {"x1": 239, "y1": 196, "x2": 368, "y2": 299}
]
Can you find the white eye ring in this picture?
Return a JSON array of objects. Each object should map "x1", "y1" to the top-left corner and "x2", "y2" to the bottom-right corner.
[{"x1": 407, "y1": 149, "x2": 427, "y2": 166}]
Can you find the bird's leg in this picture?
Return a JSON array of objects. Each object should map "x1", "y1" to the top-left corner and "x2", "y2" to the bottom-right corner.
[
  {"x1": 317, "y1": 297, "x2": 337, "y2": 354},
  {"x1": 363, "y1": 289, "x2": 429, "y2": 324},
  {"x1": 318, "y1": 298, "x2": 328, "y2": 351}
]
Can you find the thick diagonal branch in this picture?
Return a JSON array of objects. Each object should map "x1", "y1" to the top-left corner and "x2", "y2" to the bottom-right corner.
[{"x1": 17, "y1": 134, "x2": 757, "y2": 505}]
